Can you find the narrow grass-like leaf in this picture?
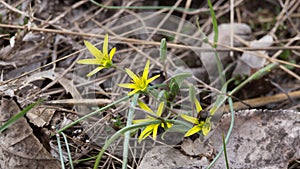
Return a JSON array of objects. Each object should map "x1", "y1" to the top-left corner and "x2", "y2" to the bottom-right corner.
[
  {"x1": 0, "y1": 99, "x2": 43, "y2": 133},
  {"x1": 61, "y1": 132, "x2": 74, "y2": 169},
  {"x1": 122, "y1": 94, "x2": 139, "y2": 169},
  {"x1": 56, "y1": 133, "x2": 65, "y2": 169},
  {"x1": 222, "y1": 133, "x2": 230, "y2": 169},
  {"x1": 208, "y1": 97, "x2": 235, "y2": 168},
  {"x1": 189, "y1": 85, "x2": 196, "y2": 103},
  {"x1": 207, "y1": 0, "x2": 218, "y2": 48}
]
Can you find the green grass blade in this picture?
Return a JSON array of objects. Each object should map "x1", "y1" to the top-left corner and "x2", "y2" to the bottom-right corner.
[
  {"x1": 207, "y1": 0, "x2": 218, "y2": 48},
  {"x1": 0, "y1": 99, "x2": 43, "y2": 133},
  {"x1": 222, "y1": 133, "x2": 230, "y2": 169},
  {"x1": 56, "y1": 133, "x2": 66, "y2": 169},
  {"x1": 122, "y1": 94, "x2": 139, "y2": 169},
  {"x1": 208, "y1": 97, "x2": 235, "y2": 168}
]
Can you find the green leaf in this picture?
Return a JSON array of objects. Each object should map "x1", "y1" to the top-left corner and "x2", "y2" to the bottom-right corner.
[
  {"x1": 160, "y1": 38, "x2": 167, "y2": 62},
  {"x1": 0, "y1": 99, "x2": 43, "y2": 133},
  {"x1": 189, "y1": 85, "x2": 196, "y2": 103},
  {"x1": 168, "y1": 78, "x2": 180, "y2": 102},
  {"x1": 171, "y1": 72, "x2": 192, "y2": 88}
]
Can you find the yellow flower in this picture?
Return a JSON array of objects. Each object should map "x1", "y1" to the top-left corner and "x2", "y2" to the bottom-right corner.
[
  {"x1": 181, "y1": 98, "x2": 211, "y2": 137},
  {"x1": 118, "y1": 60, "x2": 160, "y2": 96},
  {"x1": 77, "y1": 34, "x2": 116, "y2": 77},
  {"x1": 133, "y1": 101, "x2": 172, "y2": 142}
]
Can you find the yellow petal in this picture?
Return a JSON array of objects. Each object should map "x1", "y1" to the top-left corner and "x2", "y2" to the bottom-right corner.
[
  {"x1": 84, "y1": 40, "x2": 103, "y2": 60},
  {"x1": 109, "y1": 47, "x2": 116, "y2": 60},
  {"x1": 181, "y1": 114, "x2": 199, "y2": 124},
  {"x1": 184, "y1": 125, "x2": 202, "y2": 137},
  {"x1": 142, "y1": 60, "x2": 150, "y2": 81},
  {"x1": 138, "y1": 100, "x2": 154, "y2": 113},
  {"x1": 156, "y1": 102, "x2": 165, "y2": 117},
  {"x1": 125, "y1": 68, "x2": 140, "y2": 84},
  {"x1": 161, "y1": 122, "x2": 172, "y2": 129},
  {"x1": 128, "y1": 88, "x2": 140, "y2": 96},
  {"x1": 151, "y1": 124, "x2": 160, "y2": 140},
  {"x1": 138, "y1": 125, "x2": 154, "y2": 142},
  {"x1": 194, "y1": 98, "x2": 203, "y2": 113},
  {"x1": 146, "y1": 74, "x2": 160, "y2": 84},
  {"x1": 118, "y1": 83, "x2": 137, "y2": 89},
  {"x1": 77, "y1": 59, "x2": 101, "y2": 65},
  {"x1": 103, "y1": 34, "x2": 108, "y2": 55},
  {"x1": 86, "y1": 66, "x2": 104, "y2": 77}
]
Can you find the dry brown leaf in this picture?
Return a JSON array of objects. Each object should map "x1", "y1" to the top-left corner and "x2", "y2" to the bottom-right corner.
[
  {"x1": 26, "y1": 106, "x2": 56, "y2": 127},
  {"x1": 0, "y1": 96, "x2": 60, "y2": 169}
]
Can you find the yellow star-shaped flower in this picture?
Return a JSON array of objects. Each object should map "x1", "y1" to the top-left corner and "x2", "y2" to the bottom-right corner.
[
  {"x1": 133, "y1": 101, "x2": 172, "y2": 142},
  {"x1": 181, "y1": 98, "x2": 211, "y2": 136},
  {"x1": 118, "y1": 60, "x2": 160, "y2": 96},
  {"x1": 77, "y1": 34, "x2": 116, "y2": 77}
]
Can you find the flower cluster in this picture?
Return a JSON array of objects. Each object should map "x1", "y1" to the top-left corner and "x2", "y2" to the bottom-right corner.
[{"x1": 77, "y1": 34, "x2": 209, "y2": 142}]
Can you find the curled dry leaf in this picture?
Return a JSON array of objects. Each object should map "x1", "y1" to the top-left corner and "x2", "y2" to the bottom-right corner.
[{"x1": 0, "y1": 96, "x2": 60, "y2": 169}]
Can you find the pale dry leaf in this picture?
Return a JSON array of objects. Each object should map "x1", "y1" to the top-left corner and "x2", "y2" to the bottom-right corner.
[
  {"x1": 26, "y1": 106, "x2": 56, "y2": 127},
  {"x1": 233, "y1": 35, "x2": 274, "y2": 76}
]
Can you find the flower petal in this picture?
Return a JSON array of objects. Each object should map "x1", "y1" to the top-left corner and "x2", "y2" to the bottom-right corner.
[
  {"x1": 128, "y1": 88, "x2": 140, "y2": 96},
  {"x1": 86, "y1": 66, "x2": 104, "y2": 77},
  {"x1": 146, "y1": 74, "x2": 160, "y2": 84},
  {"x1": 156, "y1": 102, "x2": 165, "y2": 117},
  {"x1": 142, "y1": 60, "x2": 150, "y2": 81},
  {"x1": 118, "y1": 83, "x2": 137, "y2": 89},
  {"x1": 184, "y1": 125, "x2": 202, "y2": 137},
  {"x1": 151, "y1": 124, "x2": 160, "y2": 140},
  {"x1": 138, "y1": 125, "x2": 154, "y2": 142},
  {"x1": 138, "y1": 100, "x2": 154, "y2": 114},
  {"x1": 161, "y1": 122, "x2": 172, "y2": 129},
  {"x1": 77, "y1": 59, "x2": 101, "y2": 65},
  {"x1": 125, "y1": 68, "x2": 140, "y2": 84},
  {"x1": 103, "y1": 34, "x2": 108, "y2": 55},
  {"x1": 109, "y1": 47, "x2": 116, "y2": 60},
  {"x1": 181, "y1": 114, "x2": 199, "y2": 124},
  {"x1": 84, "y1": 40, "x2": 103, "y2": 60},
  {"x1": 194, "y1": 98, "x2": 203, "y2": 113}
]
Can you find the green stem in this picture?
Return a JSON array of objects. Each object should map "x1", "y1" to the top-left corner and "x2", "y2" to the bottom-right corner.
[{"x1": 54, "y1": 95, "x2": 131, "y2": 135}]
